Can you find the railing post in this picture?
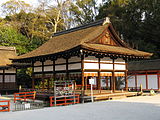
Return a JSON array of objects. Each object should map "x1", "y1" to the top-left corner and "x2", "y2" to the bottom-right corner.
[
  {"x1": 8, "y1": 101, "x2": 10, "y2": 112},
  {"x1": 64, "y1": 96, "x2": 66, "y2": 106},
  {"x1": 14, "y1": 93, "x2": 16, "y2": 103},
  {"x1": 50, "y1": 97, "x2": 53, "y2": 107}
]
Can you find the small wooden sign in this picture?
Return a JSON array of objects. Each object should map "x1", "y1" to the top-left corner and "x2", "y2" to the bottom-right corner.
[{"x1": 89, "y1": 78, "x2": 95, "y2": 85}]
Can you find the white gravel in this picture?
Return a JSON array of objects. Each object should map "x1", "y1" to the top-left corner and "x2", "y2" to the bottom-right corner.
[{"x1": 1, "y1": 94, "x2": 160, "y2": 120}]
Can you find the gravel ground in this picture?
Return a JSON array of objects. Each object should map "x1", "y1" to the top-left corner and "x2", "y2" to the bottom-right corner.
[{"x1": 0, "y1": 94, "x2": 160, "y2": 120}]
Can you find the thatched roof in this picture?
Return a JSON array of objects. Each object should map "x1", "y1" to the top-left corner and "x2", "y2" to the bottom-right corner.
[
  {"x1": 128, "y1": 59, "x2": 160, "y2": 71},
  {"x1": 0, "y1": 46, "x2": 16, "y2": 67},
  {"x1": 14, "y1": 17, "x2": 152, "y2": 60}
]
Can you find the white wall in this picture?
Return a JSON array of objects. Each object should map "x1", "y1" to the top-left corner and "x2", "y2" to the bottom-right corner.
[
  {"x1": 55, "y1": 65, "x2": 66, "y2": 71},
  {"x1": 34, "y1": 61, "x2": 42, "y2": 66},
  {"x1": 69, "y1": 56, "x2": 81, "y2": 62},
  {"x1": 55, "y1": 58, "x2": 66, "y2": 64},
  {"x1": 114, "y1": 64, "x2": 126, "y2": 70},
  {"x1": 101, "y1": 57, "x2": 113, "y2": 63},
  {"x1": 84, "y1": 56, "x2": 98, "y2": 62},
  {"x1": 44, "y1": 66, "x2": 53, "y2": 72},
  {"x1": 34, "y1": 67, "x2": 42, "y2": 72},
  {"x1": 137, "y1": 75, "x2": 146, "y2": 89},
  {"x1": 128, "y1": 75, "x2": 135, "y2": 87},
  {"x1": 148, "y1": 75, "x2": 158, "y2": 89},
  {"x1": 5, "y1": 69, "x2": 16, "y2": 73},
  {"x1": 100, "y1": 64, "x2": 113, "y2": 70},
  {"x1": 4, "y1": 75, "x2": 15, "y2": 83},
  {"x1": 44, "y1": 60, "x2": 53, "y2": 65},
  {"x1": 84, "y1": 63, "x2": 99, "y2": 69},
  {"x1": 68, "y1": 63, "x2": 81, "y2": 70}
]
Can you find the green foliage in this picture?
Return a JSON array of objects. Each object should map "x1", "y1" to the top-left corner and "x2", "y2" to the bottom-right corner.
[
  {"x1": 0, "y1": 25, "x2": 29, "y2": 55},
  {"x1": 70, "y1": 0, "x2": 98, "y2": 25}
]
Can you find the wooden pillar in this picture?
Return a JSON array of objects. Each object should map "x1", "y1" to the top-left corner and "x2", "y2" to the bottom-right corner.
[
  {"x1": 135, "y1": 74, "x2": 138, "y2": 90},
  {"x1": 97, "y1": 57, "x2": 101, "y2": 90},
  {"x1": 125, "y1": 62, "x2": 128, "y2": 91},
  {"x1": 110, "y1": 76, "x2": 112, "y2": 90},
  {"x1": 124, "y1": 71, "x2": 128, "y2": 91},
  {"x1": 31, "y1": 61, "x2": 35, "y2": 89},
  {"x1": 2, "y1": 69, "x2": 5, "y2": 89},
  {"x1": 157, "y1": 71, "x2": 160, "y2": 90},
  {"x1": 112, "y1": 59, "x2": 115, "y2": 92},
  {"x1": 41, "y1": 60, "x2": 45, "y2": 90},
  {"x1": 81, "y1": 55, "x2": 84, "y2": 90},
  {"x1": 52, "y1": 60, "x2": 56, "y2": 88},
  {"x1": 66, "y1": 58, "x2": 69, "y2": 80},
  {"x1": 15, "y1": 68, "x2": 18, "y2": 89},
  {"x1": 85, "y1": 77, "x2": 87, "y2": 90},
  {"x1": 80, "y1": 50, "x2": 85, "y2": 103},
  {"x1": 146, "y1": 72, "x2": 148, "y2": 90}
]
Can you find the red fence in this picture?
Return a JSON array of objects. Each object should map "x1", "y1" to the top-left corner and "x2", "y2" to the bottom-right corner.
[
  {"x1": 14, "y1": 91, "x2": 36, "y2": 103},
  {"x1": 50, "y1": 94, "x2": 80, "y2": 107},
  {"x1": 0, "y1": 100, "x2": 10, "y2": 112}
]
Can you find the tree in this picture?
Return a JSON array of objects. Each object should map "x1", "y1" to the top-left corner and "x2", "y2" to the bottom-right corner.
[
  {"x1": 1, "y1": 0, "x2": 31, "y2": 16},
  {"x1": 96, "y1": 0, "x2": 160, "y2": 58},
  {"x1": 70, "y1": 0, "x2": 98, "y2": 26},
  {"x1": 0, "y1": 25, "x2": 30, "y2": 55}
]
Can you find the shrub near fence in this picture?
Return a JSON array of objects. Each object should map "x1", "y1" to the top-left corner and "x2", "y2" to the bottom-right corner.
[
  {"x1": 14, "y1": 91, "x2": 36, "y2": 103},
  {"x1": 0, "y1": 100, "x2": 10, "y2": 112},
  {"x1": 50, "y1": 94, "x2": 80, "y2": 107}
]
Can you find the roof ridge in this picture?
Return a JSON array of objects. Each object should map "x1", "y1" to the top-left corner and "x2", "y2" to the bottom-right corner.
[{"x1": 53, "y1": 18, "x2": 108, "y2": 37}]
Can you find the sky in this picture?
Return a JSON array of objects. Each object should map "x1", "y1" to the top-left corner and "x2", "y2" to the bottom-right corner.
[
  {"x1": 0, "y1": 0, "x2": 103, "y2": 17},
  {"x1": 0, "y1": 0, "x2": 38, "y2": 6}
]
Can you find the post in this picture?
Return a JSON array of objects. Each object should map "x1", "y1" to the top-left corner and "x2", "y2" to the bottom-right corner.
[
  {"x1": 31, "y1": 61, "x2": 35, "y2": 89},
  {"x1": 112, "y1": 58, "x2": 115, "y2": 92},
  {"x1": 41, "y1": 60, "x2": 45, "y2": 90},
  {"x1": 146, "y1": 72, "x2": 148, "y2": 90},
  {"x1": 97, "y1": 57, "x2": 101, "y2": 90},
  {"x1": 89, "y1": 78, "x2": 94, "y2": 102},
  {"x1": 80, "y1": 50, "x2": 85, "y2": 103},
  {"x1": 125, "y1": 71, "x2": 128, "y2": 91},
  {"x1": 2, "y1": 69, "x2": 5, "y2": 89},
  {"x1": 125, "y1": 61, "x2": 128, "y2": 91},
  {"x1": 54, "y1": 82, "x2": 56, "y2": 106},
  {"x1": 91, "y1": 83, "x2": 94, "y2": 102}
]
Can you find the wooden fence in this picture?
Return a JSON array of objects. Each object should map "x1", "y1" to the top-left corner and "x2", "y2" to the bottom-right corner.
[
  {"x1": 14, "y1": 91, "x2": 36, "y2": 103},
  {"x1": 50, "y1": 94, "x2": 80, "y2": 107},
  {"x1": 0, "y1": 100, "x2": 10, "y2": 112}
]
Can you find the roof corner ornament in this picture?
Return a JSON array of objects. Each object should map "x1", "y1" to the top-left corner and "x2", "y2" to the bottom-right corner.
[{"x1": 103, "y1": 17, "x2": 111, "y2": 25}]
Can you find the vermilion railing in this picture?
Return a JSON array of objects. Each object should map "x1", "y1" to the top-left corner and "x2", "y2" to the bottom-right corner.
[
  {"x1": 0, "y1": 100, "x2": 10, "y2": 112},
  {"x1": 50, "y1": 94, "x2": 80, "y2": 107},
  {"x1": 14, "y1": 91, "x2": 36, "y2": 103}
]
